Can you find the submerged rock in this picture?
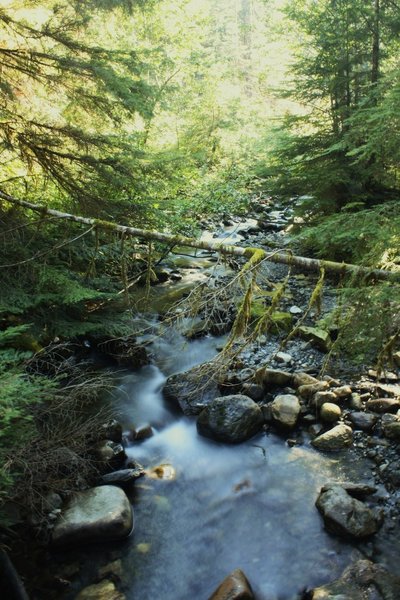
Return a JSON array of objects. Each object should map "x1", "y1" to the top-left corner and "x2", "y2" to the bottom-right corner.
[
  {"x1": 311, "y1": 423, "x2": 353, "y2": 451},
  {"x1": 53, "y1": 486, "x2": 133, "y2": 546},
  {"x1": 270, "y1": 394, "x2": 300, "y2": 429},
  {"x1": 208, "y1": 568, "x2": 254, "y2": 600},
  {"x1": 307, "y1": 560, "x2": 400, "y2": 600},
  {"x1": 197, "y1": 395, "x2": 264, "y2": 443},
  {"x1": 316, "y1": 486, "x2": 381, "y2": 539}
]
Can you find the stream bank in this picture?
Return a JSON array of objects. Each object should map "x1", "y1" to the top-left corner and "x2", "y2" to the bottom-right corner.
[{"x1": 6, "y1": 197, "x2": 400, "y2": 600}]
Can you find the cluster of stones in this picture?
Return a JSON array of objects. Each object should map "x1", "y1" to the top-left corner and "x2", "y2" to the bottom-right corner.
[
  {"x1": 49, "y1": 418, "x2": 146, "y2": 599},
  {"x1": 51, "y1": 358, "x2": 400, "y2": 599},
  {"x1": 205, "y1": 559, "x2": 400, "y2": 600},
  {"x1": 166, "y1": 364, "x2": 400, "y2": 451},
  {"x1": 164, "y1": 360, "x2": 400, "y2": 598}
]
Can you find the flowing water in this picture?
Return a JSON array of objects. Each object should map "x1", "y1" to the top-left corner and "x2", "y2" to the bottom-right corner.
[{"x1": 113, "y1": 326, "x2": 368, "y2": 600}]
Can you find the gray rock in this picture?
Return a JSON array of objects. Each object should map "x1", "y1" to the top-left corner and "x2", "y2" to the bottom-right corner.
[
  {"x1": 311, "y1": 391, "x2": 338, "y2": 409},
  {"x1": 375, "y1": 382, "x2": 400, "y2": 397},
  {"x1": 208, "y1": 568, "x2": 254, "y2": 600},
  {"x1": 44, "y1": 492, "x2": 63, "y2": 511},
  {"x1": 320, "y1": 402, "x2": 341, "y2": 423},
  {"x1": 99, "y1": 467, "x2": 144, "y2": 486},
  {"x1": 366, "y1": 398, "x2": 400, "y2": 413},
  {"x1": 275, "y1": 351, "x2": 293, "y2": 364},
  {"x1": 308, "y1": 560, "x2": 400, "y2": 600},
  {"x1": 316, "y1": 486, "x2": 381, "y2": 539},
  {"x1": 368, "y1": 369, "x2": 398, "y2": 381},
  {"x1": 289, "y1": 305, "x2": 302, "y2": 315},
  {"x1": 98, "y1": 419, "x2": 123, "y2": 443},
  {"x1": 292, "y1": 372, "x2": 319, "y2": 387},
  {"x1": 197, "y1": 395, "x2": 264, "y2": 443},
  {"x1": 320, "y1": 482, "x2": 376, "y2": 500},
  {"x1": 93, "y1": 440, "x2": 126, "y2": 466},
  {"x1": 311, "y1": 423, "x2": 353, "y2": 451},
  {"x1": 255, "y1": 367, "x2": 293, "y2": 388},
  {"x1": 383, "y1": 421, "x2": 400, "y2": 441},
  {"x1": 163, "y1": 362, "x2": 218, "y2": 415},
  {"x1": 240, "y1": 383, "x2": 265, "y2": 402},
  {"x1": 297, "y1": 326, "x2": 332, "y2": 352},
  {"x1": 349, "y1": 412, "x2": 378, "y2": 432},
  {"x1": 53, "y1": 486, "x2": 133, "y2": 546},
  {"x1": 298, "y1": 381, "x2": 329, "y2": 399},
  {"x1": 332, "y1": 385, "x2": 352, "y2": 399},
  {"x1": 350, "y1": 393, "x2": 363, "y2": 410},
  {"x1": 270, "y1": 394, "x2": 301, "y2": 429}
]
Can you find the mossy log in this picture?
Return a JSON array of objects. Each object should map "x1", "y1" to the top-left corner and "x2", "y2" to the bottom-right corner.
[{"x1": 1, "y1": 189, "x2": 399, "y2": 282}]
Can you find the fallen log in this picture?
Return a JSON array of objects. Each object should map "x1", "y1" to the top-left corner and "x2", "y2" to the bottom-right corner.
[{"x1": 0, "y1": 189, "x2": 398, "y2": 282}]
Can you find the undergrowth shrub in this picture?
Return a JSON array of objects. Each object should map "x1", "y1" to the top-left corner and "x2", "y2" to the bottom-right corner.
[
  {"x1": 294, "y1": 202, "x2": 400, "y2": 365},
  {"x1": 295, "y1": 200, "x2": 400, "y2": 267},
  {"x1": 0, "y1": 331, "x2": 114, "y2": 529}
]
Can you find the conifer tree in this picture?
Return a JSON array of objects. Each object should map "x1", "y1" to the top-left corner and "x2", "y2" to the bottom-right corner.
[{"x1": 0, "y1": 0, "x2": 154, "y2": 213}]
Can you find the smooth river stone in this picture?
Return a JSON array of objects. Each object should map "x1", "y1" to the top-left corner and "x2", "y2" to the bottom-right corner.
[
  {"x1": 208, "y1": 569, "x2": 254, "y2": 600},
  {"x1": 52, "y1": 486, "x2": 133, "y2": 546}
]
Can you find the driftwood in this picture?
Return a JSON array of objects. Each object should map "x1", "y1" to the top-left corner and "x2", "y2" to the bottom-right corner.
[{"x1": 0, "y1": 189, "x2": 398, "y2": 282}]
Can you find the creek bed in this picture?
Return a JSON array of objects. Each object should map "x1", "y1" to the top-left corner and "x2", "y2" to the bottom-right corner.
[{"x1": 111, "y1": 330, "x2": 368, "y2": 600}]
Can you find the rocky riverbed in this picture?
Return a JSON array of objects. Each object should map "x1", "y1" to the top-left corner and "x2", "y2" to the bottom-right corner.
[{"x1": 6, "y1": 197, "x2": 400, "y2": 600}]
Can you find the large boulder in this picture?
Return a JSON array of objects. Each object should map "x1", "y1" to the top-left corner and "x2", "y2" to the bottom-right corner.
[
  {"x1": 316, "y1": 485, "x2": 381, "y2": 539},
  {"x1": 270, "y1": 394, "x2": 301, "y2": 429},
  {"x1": 308, "y1": 560, "x2": 400, "y2": 600},
  {"x1": 53, "y1": 486, "x2": 133, "y2": 546},
  {"x1": 208, "y1": 569, "x2": 254, "y2": 600},
  {"x1": 163, "y1": 362, "x2": 218, "y2": 415},
  {"x1": 197, "y1": 395, "x2": 264, "y2": 443},
  {"x1": 311, "y1": 423, "x2": 353, "y2": 451}
]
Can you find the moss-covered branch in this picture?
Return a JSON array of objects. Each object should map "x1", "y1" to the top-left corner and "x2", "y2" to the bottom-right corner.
[{"x1": 1, "y1": 189, "x2": 399, "y2": 282}]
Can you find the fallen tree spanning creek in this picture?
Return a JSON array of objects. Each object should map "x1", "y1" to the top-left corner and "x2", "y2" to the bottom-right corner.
[{"x1": 1, "y1": 189, "x2": 399, "y2": 283}]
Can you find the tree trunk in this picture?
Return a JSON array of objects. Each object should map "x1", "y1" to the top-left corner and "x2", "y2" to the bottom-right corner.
[
  {"x1": 371, "y1": 0, "x2": 380, "y2": 85},
  {"x1": 0, "y1": 189, "x2": 398, "y2": 282}
]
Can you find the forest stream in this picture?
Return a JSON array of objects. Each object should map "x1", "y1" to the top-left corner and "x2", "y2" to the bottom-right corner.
[{"x1": 47, "y1": 211, "x2": 400, "y2": 600}]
